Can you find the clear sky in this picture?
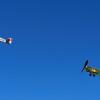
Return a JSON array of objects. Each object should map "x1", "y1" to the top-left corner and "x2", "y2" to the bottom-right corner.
[{"x1": 0, "y1": 0, "x2": 100, "y2": 100}]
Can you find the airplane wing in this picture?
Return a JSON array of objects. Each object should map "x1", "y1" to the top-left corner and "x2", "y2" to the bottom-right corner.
[
  {"x1": 81, "y1": 60, "x2": 88, "y2": 72},
  {"x1": 0, "y1": 37, "x2": 6, "y2": 43}
]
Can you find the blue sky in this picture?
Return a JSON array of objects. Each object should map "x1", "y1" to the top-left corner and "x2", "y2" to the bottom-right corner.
[{"x1": 0, "y1": 0, "x2": 100, "y2": 100}]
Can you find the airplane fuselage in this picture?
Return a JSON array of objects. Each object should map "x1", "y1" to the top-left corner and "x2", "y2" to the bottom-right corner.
[{"x1": 85, "y1": 66, "x2": 99, "y2": 76}]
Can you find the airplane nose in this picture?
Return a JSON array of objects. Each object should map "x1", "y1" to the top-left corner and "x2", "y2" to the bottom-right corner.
[{"x1": 6, "y1": 38, "x2": 13, "y2": 44}]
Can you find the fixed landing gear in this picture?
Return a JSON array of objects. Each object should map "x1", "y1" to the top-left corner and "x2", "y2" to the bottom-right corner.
[
  {"x1": 89, "y1": 73, "x2": 95, "y2": 77},
  {"x1": 89, "y1": 73, "x2": 92, "y2": 76},
  {"x1": 93, "y1": 74, "x2": 95, "y2": 77}
]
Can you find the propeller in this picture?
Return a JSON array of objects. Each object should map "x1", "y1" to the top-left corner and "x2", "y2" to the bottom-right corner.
[{"x1": 81, "y1": 60, "x2": 88, "y2": 72}]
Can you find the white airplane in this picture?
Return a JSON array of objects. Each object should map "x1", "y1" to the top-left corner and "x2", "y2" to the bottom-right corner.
[{"x1": 0, "y1": 37, "x2": 13, "y2": 44}]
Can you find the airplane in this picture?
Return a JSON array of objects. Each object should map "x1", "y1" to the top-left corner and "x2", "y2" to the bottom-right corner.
[
  {"x1": 0, "y1": 37, "x2": 13, "y2": 44},
  {"x1": 81, "y1": 60, "x2": 100, "y2": 77}
]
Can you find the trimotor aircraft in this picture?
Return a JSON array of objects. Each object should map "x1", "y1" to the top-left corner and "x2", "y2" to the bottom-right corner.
[{"x1": 81, "y1": 60, "x2": 100, "y2": 77}]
